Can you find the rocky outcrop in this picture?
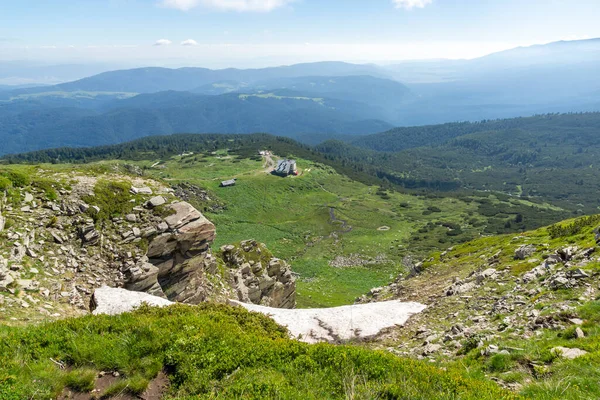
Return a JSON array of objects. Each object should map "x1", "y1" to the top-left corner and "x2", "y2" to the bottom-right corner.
[
  {"x1": 123, "y1": 202, "x2": 297, "y2": 308},
  {"x1": 0, "y1": 171, "x2": 297, "y2": 322},
  {"x1": 138, "y1": 201, "x2": 218, "y2": 303},
  {"x1": 221, "y1": 240, "x2": 296, "y2": 309}
]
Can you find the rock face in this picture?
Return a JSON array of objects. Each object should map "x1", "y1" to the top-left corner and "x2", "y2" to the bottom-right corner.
[
  {"x1": 221, "y1": 240, "x2": 296, "y2": 309},
  {"x1": 90, "y1": 286, "x2": 173, "y2": 315},
  {"x1": 127, "y1": 201, "x2": 217, "y2": 303},
  {"x1": 124, "y1": 202, "x2": 296, "y2": 308},
  {"x1": 231, "y1": 299, "x2": 426, "y2": 343}
]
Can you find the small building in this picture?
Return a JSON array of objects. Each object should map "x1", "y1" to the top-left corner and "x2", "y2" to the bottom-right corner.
[
  {"x1": 220, "y1": 179, "x2": 236, "y2": 187},
  {"x1": 274, "y1": 159, "x2": 297, "y2": 176}
]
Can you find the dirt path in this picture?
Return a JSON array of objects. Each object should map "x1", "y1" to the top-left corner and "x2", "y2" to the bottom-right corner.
[
  {"x1": 329, "y1": 207, "x2": 353, "y2": 234},
  {"x1": 262, "y1": 153, "x2": 276, "y2": 173}
]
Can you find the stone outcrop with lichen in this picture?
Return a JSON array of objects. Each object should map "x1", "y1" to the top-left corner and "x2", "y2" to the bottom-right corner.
[
  {"x1": 220, "y1": 240, "x2": 296, "y2": 309},
  {"x1": 0, "y1": 170, "x2": 296, "y2": 324}
]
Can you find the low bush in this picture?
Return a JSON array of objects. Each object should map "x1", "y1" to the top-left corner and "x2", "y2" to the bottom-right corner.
[{"x1": 0, "y1": 304, "x2": 511, "y2": 400}]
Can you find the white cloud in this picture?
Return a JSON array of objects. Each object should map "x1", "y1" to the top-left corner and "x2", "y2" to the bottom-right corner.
[
  {"x1": 392, "y1": 0, "x2": 432, "y2": 10},
  {"x1": 181, "y1": 39, "x2": 199, "y2": 46},
  {"x1": 161, "y1": 0, "x2": 294, "y2": 12},
  {"x1": 154, "y1": 39, "x2": 173, "y2": 46}
]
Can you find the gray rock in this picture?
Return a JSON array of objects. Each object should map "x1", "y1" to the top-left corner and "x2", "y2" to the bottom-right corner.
[
  {"x1": 575, "y1": 327, "x2": 585, "y2": 339},
  {"x1": 125, "y1": 214, "x2": 137, "y2": 223},
  {"x1": 523, "y1": 264, "x2": 548, "y2": 283},
  {"x1": 557, "y1": 246, "x2": 577, "y2": 261},
  {"x1": 0, "y1": 214, "x2": 5, "y2": 232},
  {"x1": 551, "y1": 346, "x2": 588, "y2": 360},
  {"x1": 569, "y1": 269, "x2": 589, "y2": 280},
  {"x1": 515, "y1": 245, "x2": 536, "y2": 260},
  {"x1": 422, "y1": 343, "x2": 442, "y2": 356},
  {"x1": 147, "y1": 196, "x2": 166, "y2": 208},
  {"x1": 24, "y1": 192, "x2": 34, "y2": 203},
  {"x1": 156, "y1": 222, "x2": 169, "y2": 232},
  {"x1": 51, "y1": 232, "x2": 64, "y2": 244},
  {"x1": 130, "y1": 186, "x2": 153, "y2": 195}
]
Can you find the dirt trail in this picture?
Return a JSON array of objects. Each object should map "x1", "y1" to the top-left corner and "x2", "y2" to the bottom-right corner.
[
  {"x1": 329, "y1": 207, "x2": 353, "y2": 234},
  {"x1": 262, "y1": 153, "x2": 276, "y2": 173}
]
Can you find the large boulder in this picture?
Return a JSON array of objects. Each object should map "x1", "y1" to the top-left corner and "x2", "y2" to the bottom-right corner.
[{"x1": 90, "y1": 286, "x2": 173, "y2": 315}]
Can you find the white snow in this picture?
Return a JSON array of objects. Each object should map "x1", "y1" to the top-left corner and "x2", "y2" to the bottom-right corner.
[
  {"x1": 91, "y1": 286, "x2": 173, "y2": 316},
  {"x1": 230, "y1": 300, "x2": 426, "y2": 343},
  {"x1": 90, "y1": 287, "x2": 426, "y2": 343}
]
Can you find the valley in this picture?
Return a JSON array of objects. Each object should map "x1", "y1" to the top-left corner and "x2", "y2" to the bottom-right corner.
[{"x1": 1, "y1": 9, "x2": 600, "y2": 397}]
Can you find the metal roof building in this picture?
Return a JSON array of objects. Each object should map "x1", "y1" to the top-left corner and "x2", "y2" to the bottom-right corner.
[
  {"x1": 274, "y1": 159, "x2": 297, "y2": 176},
  {"x1": 220, "y1": 179, "x2": 236, "y2": 187}
]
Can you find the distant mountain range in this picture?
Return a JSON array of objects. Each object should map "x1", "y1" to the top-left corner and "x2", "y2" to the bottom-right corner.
[{"x1": 0, "y1": 38, "x2": 599, "y2": 155}]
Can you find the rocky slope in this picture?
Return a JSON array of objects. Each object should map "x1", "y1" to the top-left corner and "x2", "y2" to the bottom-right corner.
[
  {"x1": 357, "y1": 215, "x2": 600, "y2": 394},
  {"x1": 0, "y1": 167, "x2": 296, "y2": 324}
]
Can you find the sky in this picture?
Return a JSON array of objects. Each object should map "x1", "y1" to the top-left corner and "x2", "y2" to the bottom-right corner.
[{"x1": 1, "y1": 0, "x2": 599, "y2": 69}]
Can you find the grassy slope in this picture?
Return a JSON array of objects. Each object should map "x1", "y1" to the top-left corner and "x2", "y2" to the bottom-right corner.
[
  {"x1": 129, "y1": 151, "x2": 562, "y2": 308},
  {"x1": 0, "y1": 304, "x2": 514, "y2": 400}
]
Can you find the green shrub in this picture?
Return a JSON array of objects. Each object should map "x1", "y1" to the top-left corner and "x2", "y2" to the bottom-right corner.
[
  {"x1": 486, "y1": 353, "x2": 513, "y2": 373},
  {"x1": 32, "y1": 178, "x2": 58, "y2": 201},
  {"x1": 83, "y1": 180, "x2": 134, "y2": 222},
  {"x1": 0, "y1": 304, "x2": 510, "y2": 400},
  {"x1": 1, "y1": 170, "x2": 30, "y2": 188},
  {"x1": 0, "y1": 176, "x2": 11, "y2": 191}
]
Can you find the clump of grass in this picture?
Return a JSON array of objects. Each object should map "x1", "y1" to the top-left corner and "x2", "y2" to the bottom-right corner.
[
  {"x1": 486, "y1": 353, "x2": 514, "y2": 373},
  {"x1": 101, "y1": 376, "x2": 149, "y2": 398},
  {"x1": 64, "y1": 368, "x2": 97, "y2": 392},
  {"x1": 0, "y1": 176, "x2": 12, "y2": 191},
  {"x1": 83, "y1": 180, "x2": 134, "y2": 222},
  {"x1": 32, "y1": 178, "x2": 59, "y2": 201}
]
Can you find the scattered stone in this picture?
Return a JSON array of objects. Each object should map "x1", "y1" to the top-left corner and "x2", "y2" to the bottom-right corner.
[
  {"x1": 146, "y1": 196, "x2": 166, "y2": 208},
  {"x1": 422, "y1": 343, "x2": 442, "y2": 356},
  {"x1": 551, "y1": 347, "x2": 588, "y2": 360},
  {"x1": 515, "y1": 245, "x2": 536, "y2": 260},
  {"x1": 130, "y1": 186, "x2": 153, "y2": 195}
]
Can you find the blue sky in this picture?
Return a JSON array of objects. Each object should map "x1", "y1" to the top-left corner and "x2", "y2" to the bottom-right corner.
[{"x1": 1, "y1": 0, "x2": 599, "y2": 67}]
